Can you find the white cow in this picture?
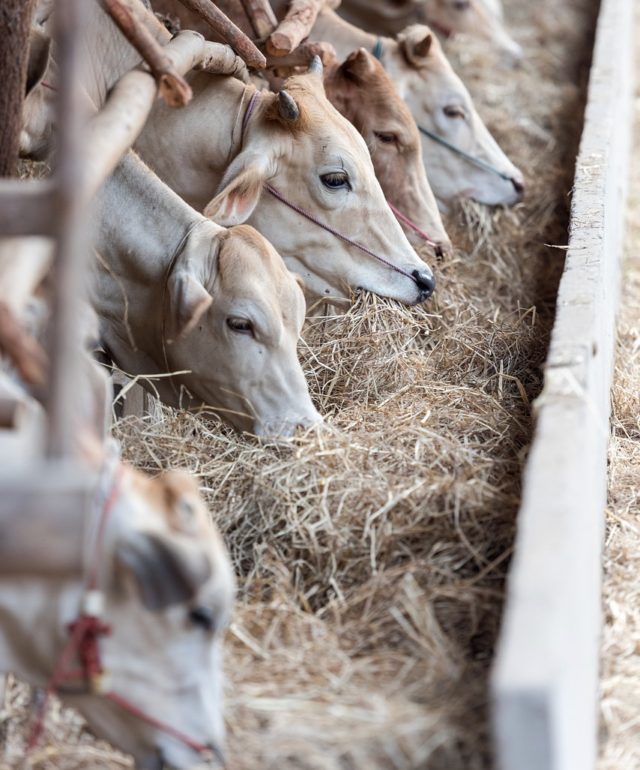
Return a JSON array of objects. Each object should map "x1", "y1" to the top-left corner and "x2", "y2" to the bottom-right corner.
[
  {"x1": 336, "y1": 0, "x2": 523, "y2": 65},
  {"x1": 0, "y1": 430, "x2": 235, "y2": 769},
  {"x1": 0, "y1": 280, "x2": 234, "y2": 769},
  {"x1": 93, "y1": 151, "x2": 321, "y2": 436},
  {"x1": 24, "y1": 3, "x2": 436, "y2": 306},
  {"x1": 308, "y1": 9, "x2": 524, "y2": 209},
  {"x1": 135, "y1": 65, "x2": 436, "y2": 304}
]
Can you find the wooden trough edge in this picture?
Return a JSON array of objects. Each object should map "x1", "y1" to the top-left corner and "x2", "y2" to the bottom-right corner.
[{"x1": 490, "y1": 0, "x2": 635, "y2": 769}]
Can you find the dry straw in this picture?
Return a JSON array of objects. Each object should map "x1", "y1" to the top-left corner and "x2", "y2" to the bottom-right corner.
[
  {"x1": 598, "y1": 64, "x2": 640, "y2": 770},
  {"x1": 1, "y1": 0, "x2": 601, "y2": 768}
]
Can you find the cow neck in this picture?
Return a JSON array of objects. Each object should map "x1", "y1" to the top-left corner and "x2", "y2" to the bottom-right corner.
[
  {"x1": 94, "y1": 153, "x2": 212, "y2": 380},
  {"x1": 312, "y1": 8, "x2": 382, "y2": 61}
]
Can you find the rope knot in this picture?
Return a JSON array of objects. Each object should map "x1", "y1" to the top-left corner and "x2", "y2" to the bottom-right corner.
[{"x1": 66, "y1": 613, "x2": 112, "y2": 693}]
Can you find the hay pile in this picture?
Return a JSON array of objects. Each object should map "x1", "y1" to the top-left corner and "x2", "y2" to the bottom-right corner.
[
  {"x1": 0, "y1": 1, "x2": 600, "y2": 768},
  {"x1": 598, "y1": 33, "x2": 640, "y2": 770}
]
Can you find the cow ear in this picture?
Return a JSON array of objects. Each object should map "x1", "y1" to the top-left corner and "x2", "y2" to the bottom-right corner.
[
  {"x1": 26, "y1": 30, "x2": 52, "y2": 96},
  {"x1": 398, "y1": 29, "x2": 433, "y2": 66},
  {"x1": 339, "y1": 48, "x2": 376, "y2": 83},
  {"x1": 166, "y1": 270, "x2": 212, "y2": 343},
  {"x1": 115, "y1": 529, "x2": 212, "y2": 612},
  {"x1": 204, "y1": 152, "x2": 271, "y2": 226}
]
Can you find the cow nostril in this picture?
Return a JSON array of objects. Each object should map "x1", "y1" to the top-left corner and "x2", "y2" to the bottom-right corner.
[
  {"x1": 412, "y1": 269, "x2": 436, "y2": 297},
  {"x1": 511, "y1": 177, "x2": 525, "y2": 197}
]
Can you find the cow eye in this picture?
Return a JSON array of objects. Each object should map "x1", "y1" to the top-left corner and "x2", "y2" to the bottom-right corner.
[
  {"x1": 226, "y1": 317, "x2": 253, "y2": 335},
  {"x1": 374, "y1": 131, "x2": 397, "y2": 144},
  {"x1": 443, "y1": 105, "x2": 466, "y2": 119},
  {"x1": 452, "y1": 0, "x2": 470, "y2": 10},
  {"x1": 320, "y1": 172, "x2": 351, "y2": 190},
  {"x1": 189, "y1": 606, "x2": 215, "y2": 632}
]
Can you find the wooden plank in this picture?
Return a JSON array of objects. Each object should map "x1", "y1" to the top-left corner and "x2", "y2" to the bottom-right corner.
[
  {"x1": 490, "y1": 1, "x2": 635, "y2": 769},
  {"x1": 0, "y1": 180, "x2": 57, "y2": 236},
  {"x1": 0, "y1": 462, "x2": 95, "y2": 576}
]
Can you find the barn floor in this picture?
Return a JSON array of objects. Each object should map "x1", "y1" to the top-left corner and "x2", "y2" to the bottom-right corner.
[
  {"x1": 598, "y1": 12, "x2": 640, "y2": 768},
  {"x1": 0, "y1": 2, "x2": 605, "y2": 769}
]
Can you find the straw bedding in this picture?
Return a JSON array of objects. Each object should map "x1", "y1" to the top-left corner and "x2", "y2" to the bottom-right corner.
[
  {"x1": 598, "y1": 32, "x2": 640, "y2": 770},
  {"x1": 1, "y1": 1, "x2": 601, "y2": 768}
]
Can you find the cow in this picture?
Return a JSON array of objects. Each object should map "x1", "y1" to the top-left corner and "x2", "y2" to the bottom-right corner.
[
  {"x1": 323, "y1": 47, "x2": 452, "y2": 257},
  {"x1": 307, "y1": 9, "x2": 524, "y2": 209},
  {"x1": 24, "y1": 3, "x2": 436, "y2": 306},
  {"x1": 93, "y1": 151, "x2": 322, "y2": 436},
  {"x1": 331, "y1": 0, "x2": 523, "y2": 66},
  {"x1": 0, "y1": 417, "x2": 235, "y2": 769},
  {"x1": 0, "y1": 247, "x2": 235, "y2": 768},
  {"x1": 134, "y1": 63, "x2": 436, "y2": 304},
  {"x1": 20, "y1": 10, "x2": 321, "y2": 436}
]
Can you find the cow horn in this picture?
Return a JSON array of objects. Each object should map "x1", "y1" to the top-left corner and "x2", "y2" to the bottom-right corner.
[
  {"x1": 308, "y1": 54, "x2": 323, "y2": 77},
  {"x1": 277, "y1": 90, "x2": 300, "y2": 123}
]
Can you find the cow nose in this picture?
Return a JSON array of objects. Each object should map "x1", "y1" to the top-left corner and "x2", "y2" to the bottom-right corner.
[
  {"x1": 412, "y1": 269, "x2": 435, "y2": 298},
  {"x1": 206, "y1": 742, "x2": 227, "y2": 768},
  {"x1": 511, "y1": 176, "x2": 525, "y2": 198}
]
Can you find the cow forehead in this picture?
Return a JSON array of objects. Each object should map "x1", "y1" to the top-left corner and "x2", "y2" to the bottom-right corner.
[
  {"x1": 282, "y1": 78, "x2": 372, "y2": 163},
  {"x1": 219, "y1": 227, "x2": 304, "y2": 322}
]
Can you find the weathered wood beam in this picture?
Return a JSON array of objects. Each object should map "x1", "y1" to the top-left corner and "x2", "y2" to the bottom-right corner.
[
  {"x1": 264, "y1": 39, "x2": 334, "y2": 70},
  {"x1": 45, "y1": 0, "x2": 89, "y2": 459},
  {"x1": 0, "y1": 0, "x2": 38, "y2": 176},
  {"x1": 0, "y1": 464, "x2": 95, "y2": 576},
  {"x1": 0, "y1": 180, "x2": 57, "y2": 237}
]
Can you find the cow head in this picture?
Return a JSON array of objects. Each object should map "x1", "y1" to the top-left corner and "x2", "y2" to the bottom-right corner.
[
  {"x1": 159, "y1": 222, "x2": 321, "y2": 436},
  {"x1": 63, "y1": 464, "x2": 235, "y2": 769},
  {"x1": 422, "y1": 0, "x2": 523, "y2": 65},
  {"x1": 204, "y1": 66, "x2": 436, "y2": 306},
  {"x1": 324, "y1": 47, "x2": 451, "y2": 257},
  {"x1": 383, "y1": 25, "x2": 524, "y2": 208}
]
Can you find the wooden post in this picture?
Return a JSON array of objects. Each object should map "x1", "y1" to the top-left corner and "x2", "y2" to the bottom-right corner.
[
  {"x1": 45, "y1": 0, "x2": 90, "y2": 459},
  {"x1": 266, "y1": 0, "x2": 324, "y2": 57},
  {"x1": 0, "y1": 0, "x2": 37, "y2": 176},
  {"x1": 176, "y1": 0, "x2": 266, "y2": 68}
]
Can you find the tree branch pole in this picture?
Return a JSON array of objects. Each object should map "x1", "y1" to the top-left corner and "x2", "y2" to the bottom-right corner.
[
  {"x1": 98, "y1": 0, "x2": 193, "y2": 107},
  {"x1": 266, "y1": 0, "x2": 325, "y2": 56},
  {"x1": 176, "y1": 0, "x2": 266, "y2": 68}
]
